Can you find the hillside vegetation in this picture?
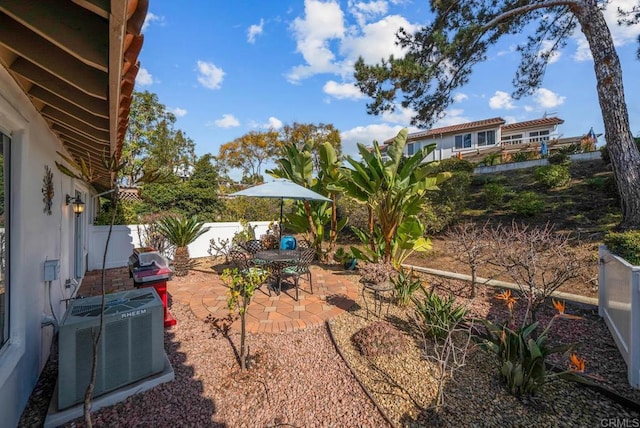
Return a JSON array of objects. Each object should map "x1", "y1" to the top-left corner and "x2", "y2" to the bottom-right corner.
[{"x1": 408, "y1": 158, "x2": 619, "y2": 298}]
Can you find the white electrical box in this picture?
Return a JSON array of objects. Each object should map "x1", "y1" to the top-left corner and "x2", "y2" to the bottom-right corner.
[{"x1": 44, "y1": 259, "x2": 60, "y2": 281}]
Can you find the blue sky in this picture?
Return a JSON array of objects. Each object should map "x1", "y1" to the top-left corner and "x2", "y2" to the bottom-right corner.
[{"x1": 136, "y1": 0, "x2": 640, "y2": 163}]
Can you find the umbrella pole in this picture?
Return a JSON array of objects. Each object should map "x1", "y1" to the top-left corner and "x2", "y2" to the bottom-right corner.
[{"x1": 279, "y1": 198, "x2": 283, "y2": 244}]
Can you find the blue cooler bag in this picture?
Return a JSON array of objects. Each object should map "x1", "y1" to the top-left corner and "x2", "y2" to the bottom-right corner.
[{"x1": 280, "y1": 235, "x2": 297, "y2": 250}]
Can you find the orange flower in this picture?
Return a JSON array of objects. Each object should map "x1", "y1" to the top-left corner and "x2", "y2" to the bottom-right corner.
[
  {"x1": 552, "y1": 299, "x2": 566, "y2": 314},
  {"x1": 497, "y1": 290, "x2": 517, "y2": 311},
  {"x1": 569, "y1": 353, "x2": 585, "y2": 373}
]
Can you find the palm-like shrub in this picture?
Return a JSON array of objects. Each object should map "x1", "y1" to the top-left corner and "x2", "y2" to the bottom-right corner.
[{"x1": 157, "y1": 215, "x2": 210, "y2": 276}]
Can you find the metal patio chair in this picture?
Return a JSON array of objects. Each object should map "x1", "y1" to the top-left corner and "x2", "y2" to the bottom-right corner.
[{"x1": 280, "y1": 248, "x2": 315, "y2": 301}]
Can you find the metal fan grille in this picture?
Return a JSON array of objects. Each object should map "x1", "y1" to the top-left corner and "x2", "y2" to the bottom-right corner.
[{"x1": 70, "y1": 291, "x2": 156, "y2": 317}]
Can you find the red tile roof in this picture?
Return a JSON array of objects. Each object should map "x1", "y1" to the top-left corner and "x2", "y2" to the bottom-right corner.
[
  {"x1": 384, "y1": 117, "x2": 506, "y2": 144},
  {"x1": 502, "y1": 117, "x2": 564, "y2": 131}
]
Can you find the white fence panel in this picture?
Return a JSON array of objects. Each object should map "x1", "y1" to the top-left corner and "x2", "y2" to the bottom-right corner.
[
  {"x1": 598, "y1": 245, "x2": 640, "y2": 388},
  {"x1": 88, "y1": 221, "x2": 272, "y2": 271}
]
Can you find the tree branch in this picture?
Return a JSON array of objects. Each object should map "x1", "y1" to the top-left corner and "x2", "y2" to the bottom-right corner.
[{"x1": 483, "y1": 1, "x2": 576, "y2": 29}]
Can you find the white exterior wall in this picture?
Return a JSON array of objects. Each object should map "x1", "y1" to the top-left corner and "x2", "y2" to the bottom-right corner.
[
  {"x1": 406, "y1": 125, "x2": 503, "y2": 162},
  {"x1": 0, "y1": 66, "x2": 89, "y2": 426},
  {"x1": 88, "y1": 221, "x2": 273, "y2": 270}
]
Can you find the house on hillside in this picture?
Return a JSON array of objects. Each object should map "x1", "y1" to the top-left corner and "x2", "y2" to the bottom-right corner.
[
  {"x1": 0, "y1": 1, "x2": 148, "y2": 426},
  {"x1": 381, "y1": 116, "x2": 589, "y2": 163}
]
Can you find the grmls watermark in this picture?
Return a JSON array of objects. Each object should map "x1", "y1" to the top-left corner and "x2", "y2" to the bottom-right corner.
[{"x1": 601, "y1": 418, "x2": 640, "y2": 428}]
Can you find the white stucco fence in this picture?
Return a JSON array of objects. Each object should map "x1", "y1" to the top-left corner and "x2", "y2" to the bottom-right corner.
[
  {"x1": 87, "y1": 221, "x2": 272, "y2": 270},
  {"x1": 598, "y1": 245, "x2": 640, "y2": 388}
]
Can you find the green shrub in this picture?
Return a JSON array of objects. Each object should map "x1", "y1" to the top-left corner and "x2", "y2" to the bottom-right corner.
[
  {"x1": 351, "y1": 321, "x2": 408, "y2": 358},
  {"x1": 94, "y1": 199, "x2": 142, "y2": 225},
  {"x1": 509, "y1": 191, "x2": 544, "y2": 216},
  {"x1": 483, "y1": 183, "x2": 506, "y2": 207},
  {"x1": 535, "y1": 165, "x2": 571, "y2": 188},
  {"x1": 548, "y1": 152, "x2": 570, "y2": 165},
  {"x1": 585, "y1": 176, "x2": 607, "y2": 189},
  {"x1": 482, "y1": 153, "x2": 501, "y2": 166},
  {"x1": 412, "y1": 286, "x2": 467, "y2": 339},
  {"x1": 392, "y1": 268, "x2": 423, "y2": 307},
  {"x1": 435, "y1": 157, "x2": 475, "y2": 173},
  {"x1": 604, "y1": 231, "x2": 640, "y2": 265},
  {"x1": 511, "y1": 151, "x2": 536, "y2": 162},
  {"x1": 471, "y1": 174, "x2": 507, "y2": 186},
  {"x1": 422, "y1": 171, "x2": 472, "y2": 233}
]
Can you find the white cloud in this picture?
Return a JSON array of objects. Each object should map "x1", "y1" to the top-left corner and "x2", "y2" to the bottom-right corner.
[
  {"x1": 341, "y1": 123, "x2": 414, "y2": 157},
  {"x1": 489, "y1": 91, "x2": 516, "y2": 110},
  {"x1": 504, "y1": 116, "x2": 518, "y2": 124},
  {"x1": 524, "y1": 105, "x2": 534, "y2": 112},
  {"x1": 142, "y1": 12, "x2": 164, "y2": 31},
  {"x1": 287, "y1": 0, "x2": 345, "y2": 82},
  {"x1": 573, "y1": 38, "x2": 592, "y2": 61},
  {"x1": 453, "y1": 92, "x2": 468, "y2": 103},
  {"x1": 539, "y1": 40, "x2": 562, "y2": 64},
  {"x1": 497, "y1": 44, "x2": 517, "y2": 57},
  {"x1": 533, "y1": 87, "x2": 565, "y2": 108},
  {"x1": 348, "y1": 1, "x2": 388, "y2": 27},
  {"x1": 267, "y1": 117, "x2": 283, "y2": 129},
  {"x1": 341, "y1": 15, "x2": 415, "y2": 64},
  {"x1": 247, "y1": 19, "x2": 264, "y2": 44},
  {"x1": 432, "y1": 108, "x2": 471, "y2": 128},
  {"x1": 135, "y1": 67, "x2": 153, "y2": 86},
  {"x1": 171, "y1": 107, "x2": 187, "y2": 117},
  {"x1": 381, "y1": 105, "x2": 417, "y2": 126},
  {"x1": 196, "y1": 61, "x2": 225, "y2": 89},
  {"x1": 214, "y1": 114, "x2": 240, "y2": 128},
  {"x1": 323, "y1": 80, "x2": 364, "y2": 99},
  {"x1": 251, "y1": 116, "x2": 284, "y2": 130}
]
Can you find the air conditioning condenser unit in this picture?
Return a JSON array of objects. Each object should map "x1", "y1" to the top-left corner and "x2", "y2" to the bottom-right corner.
[{"x1": 58, "y1": 288, "x2": 164, "y2": 410}]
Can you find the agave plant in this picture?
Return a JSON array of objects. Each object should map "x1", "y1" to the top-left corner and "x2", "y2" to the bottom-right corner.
[{"x1": 157, "y1": 215, "x2": 210, "y2": 276}]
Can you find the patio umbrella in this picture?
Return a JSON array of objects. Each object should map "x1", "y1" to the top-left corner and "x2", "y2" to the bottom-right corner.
[{"x1": 228, "y1": 179, "x2": 332, "y2": 241}]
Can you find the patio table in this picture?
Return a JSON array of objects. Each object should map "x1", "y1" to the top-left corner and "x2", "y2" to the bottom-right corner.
[{"x1": 254, "y1": 250, "x2": 300, "y2": 295}]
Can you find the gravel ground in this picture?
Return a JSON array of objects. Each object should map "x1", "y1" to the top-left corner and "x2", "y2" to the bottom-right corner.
[
  {"x1": 330, "y1": 273, "x2": 640, "y2": 427},
  {"x1": 19, "y1": 269, "x2": 640, "y2": 427},
  {"x1": 20, "y1": 300, "x2": 388, "y2": 427}
]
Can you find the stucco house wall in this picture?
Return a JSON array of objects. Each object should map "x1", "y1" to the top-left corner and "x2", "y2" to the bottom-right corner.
[{"x1": 0, "y1": 65, "x2": 89, "y2": 426}]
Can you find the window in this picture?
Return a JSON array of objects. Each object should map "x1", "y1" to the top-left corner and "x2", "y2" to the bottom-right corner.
[
  {"x1": 0, "y1": 132, "x2": 9, "y2": 347},
  {"x1": 407, "y1": 143, "x2": 415, "y2": 156},
  {"x1": 454, "y1": 133, "x2": 471, "y2": 149},
  {"x1": 529, "y1": 130, "x2": 550, "y2": 142},
  {"x1": 477, "y1": 130, "x2": 496, "y2": 147}
]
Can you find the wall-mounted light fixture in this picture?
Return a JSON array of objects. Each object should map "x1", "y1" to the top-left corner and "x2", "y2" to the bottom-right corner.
[{"x1": 65, "y1": 194, "x2": 85, "y2": 216}]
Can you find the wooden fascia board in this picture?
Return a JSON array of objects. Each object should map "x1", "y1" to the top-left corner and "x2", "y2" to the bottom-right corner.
[{"x1": 109, "y1": 0, "x2": 127, "y2": 156}]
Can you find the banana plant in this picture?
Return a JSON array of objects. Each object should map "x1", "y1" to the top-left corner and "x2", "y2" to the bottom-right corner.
[
  {"x1": 268, "y1": 141, "x2": 347, "y2": 261},
  {"x1": 266, "y1": 141, "x2": 318, "y2": 240},
  {"x1": 340, "y1": 128, "x2": 450, "y2": 264}
]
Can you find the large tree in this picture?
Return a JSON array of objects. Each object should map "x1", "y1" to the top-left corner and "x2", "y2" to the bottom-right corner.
[
  {"x1": 122, "y1": 91, "x2": 196, "y2": 186},
  {"x1": 280, "y1": 122, "x2": 342, "y2": 173},
  {"x1": 354, "y1": 0, "x2": 640, "y2": 229},
  {"x1": 217, "y1": 130, "x2": 282, "y2": 184}
]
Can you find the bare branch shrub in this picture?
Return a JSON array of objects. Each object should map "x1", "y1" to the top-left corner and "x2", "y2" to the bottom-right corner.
[
  {"x1": 445, "y1": 221, "x2": 492, "y2": 297},
  {"x1": 208, "y1": 237, "x2": 231, "y2": 262},
  {"x1": 488, "y1": 221, "x2": 587, "y2": 323},
  {"x1": 412, "y1": 304, "x2": 473, "y2": 412},
  {"x1": 136, "y1": 213, "x2": 169, "y2": 253}
]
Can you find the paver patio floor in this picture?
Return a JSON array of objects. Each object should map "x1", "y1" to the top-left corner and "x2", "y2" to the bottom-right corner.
[{"x1": 80, "y1": 264, "x2": 361, "y2": 334}]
